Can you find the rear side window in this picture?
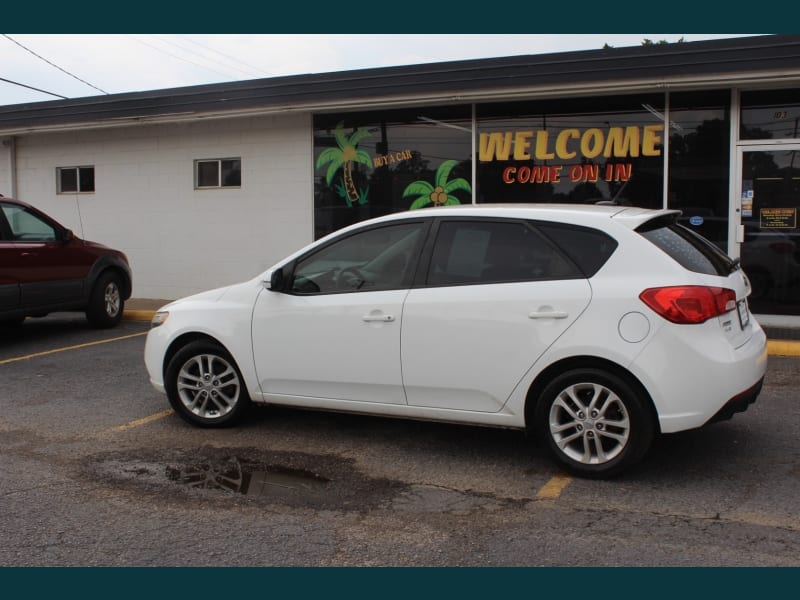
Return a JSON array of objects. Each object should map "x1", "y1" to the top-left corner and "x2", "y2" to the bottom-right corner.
[
  {"x1": 427, "y1": 220, "x2": 580, "y2": 286},
  {"x1": 638, "y1": 222, "x2": 734, "y2": 276},
  {"x1": 536, "y1": 222, "x2": 619, "y2": 277}
]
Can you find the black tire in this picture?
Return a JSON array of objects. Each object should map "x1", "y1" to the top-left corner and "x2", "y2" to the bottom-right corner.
[
  {"x1": 86, "y1": 272, "x2": 124, "y2": 328},
  {"x1": 165, "y1": 340, "x2": 251, "y2": 427},
  {"x1": 0, "y1": 317, "x2": 25, "y2": 328},
  {"x1": 533, "y1": 368, "x2": 655, "y2": 479}
]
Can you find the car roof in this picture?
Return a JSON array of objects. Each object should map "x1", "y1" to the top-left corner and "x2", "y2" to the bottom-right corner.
[
  {"x1": 0, "y1": 195, "x2": 33, "y2": 209},
  {"x1": 361, "y1": 203, "x2": 680, "y2": 231}
]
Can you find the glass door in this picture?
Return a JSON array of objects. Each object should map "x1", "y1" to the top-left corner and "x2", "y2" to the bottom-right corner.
[{"x1": 737, "y1": 144, "x2": 800, "y2": 316}]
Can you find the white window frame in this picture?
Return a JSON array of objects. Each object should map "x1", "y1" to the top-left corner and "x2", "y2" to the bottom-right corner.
[
  {"x1": 56, "y1": 165, "x2": 95, "y2": 194},
  {"x1": 194, "y1": 158, "x2": 241, "y2": 190}
]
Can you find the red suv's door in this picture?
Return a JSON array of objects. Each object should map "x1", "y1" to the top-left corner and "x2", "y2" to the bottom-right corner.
[
  {"x1": 0, "y1": 201, "x2": 90, "y2": 310},
  {"x1": 0, "y1": 243, "x2": 21, "y2": 312},
  {"x1": 15, "y1": 239, "x2": 91, "y2": 307}
]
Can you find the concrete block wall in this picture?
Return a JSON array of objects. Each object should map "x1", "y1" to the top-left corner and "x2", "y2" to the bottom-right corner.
[
  {"x1": 10, "y1": 113, "x2": 314, "y2": 300},
  {"x1": 0, "y1": 137, "x2": 13, "y2": 195}
]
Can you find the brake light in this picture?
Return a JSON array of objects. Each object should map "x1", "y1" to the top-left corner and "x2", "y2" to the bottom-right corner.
[{"x1": 639, "y1": 286, "x2": 736, "y2": 324}]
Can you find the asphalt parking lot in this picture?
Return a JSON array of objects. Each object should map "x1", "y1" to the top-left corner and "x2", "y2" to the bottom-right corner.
[{"x1": 1, "y1": 311, "x2": 800, "y2": 566}]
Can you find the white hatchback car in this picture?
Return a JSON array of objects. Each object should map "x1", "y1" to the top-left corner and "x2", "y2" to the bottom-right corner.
[{"x1": 144, "y1": 204, "x2": 768, "y2": 478}]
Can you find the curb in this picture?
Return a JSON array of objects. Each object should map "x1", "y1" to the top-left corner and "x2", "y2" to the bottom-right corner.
[
  {"x1": 123, "y1": 309, "x2": 800, "y2": 357},
  {"x1": 123, "y1": 310, "x2": 158, "y2": 322},
  {"x1": 766, "y1": 340, "x2": 800, "y2": 357}
]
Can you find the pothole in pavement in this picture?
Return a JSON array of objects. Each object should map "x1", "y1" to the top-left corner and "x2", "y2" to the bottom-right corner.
[{"x1": 84, "y1": 447, "x2": 408, "y2": 511}]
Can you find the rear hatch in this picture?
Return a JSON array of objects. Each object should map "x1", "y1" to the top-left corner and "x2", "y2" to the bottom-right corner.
[{"x1": 634, "y1": 213, "x2": 754, "y2": 349}]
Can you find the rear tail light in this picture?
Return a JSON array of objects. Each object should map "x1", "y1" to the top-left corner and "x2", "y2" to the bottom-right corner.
[{"x1": 639, "y1": 286, "x2": 736, "y2": 324}]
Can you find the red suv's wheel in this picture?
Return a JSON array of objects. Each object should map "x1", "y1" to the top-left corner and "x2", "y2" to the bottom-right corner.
[{"x1": 86, "y1": 272, "x2": 124, "y2": 328}]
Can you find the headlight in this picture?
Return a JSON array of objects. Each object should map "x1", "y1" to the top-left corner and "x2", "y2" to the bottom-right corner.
[{"x1": 151, "y1": 311, "x2": 170, "y2": 328}]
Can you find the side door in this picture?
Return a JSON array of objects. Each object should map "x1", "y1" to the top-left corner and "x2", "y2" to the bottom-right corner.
[
  {"x1": 401, "y1": 218, "x2": 592, "y2": 413},
  {"x1": 0, "y1": 206, "x2": 21, "y2": 312},
  {"x1": 252, "y1": 219, "x2": 429, "y2": 405},
  {"x1": 1, "y1": 203, "x2": 84, "y2": 308}
]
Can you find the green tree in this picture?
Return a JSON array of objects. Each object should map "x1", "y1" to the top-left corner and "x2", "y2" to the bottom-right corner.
[
  {"x1": 642, "y1": 37, "x2": 686, "y2": 46},
  {"x1": 604, "y1": 37, "x2": 686, "y2": 49}
]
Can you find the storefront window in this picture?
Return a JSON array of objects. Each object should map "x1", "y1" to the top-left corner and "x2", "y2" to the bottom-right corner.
[
  {"x1": 667, "y1": 91, "x2": 731, "y2": 250},
  {"x1": 741, "y1": 88, "x2": 800, "y2": 141},
  {"x1": 313, "y1": 107, "x2": 472, "y2": 239},
  {"x1": 475, "y1": 95, "x2": 665, "y2": 208}
]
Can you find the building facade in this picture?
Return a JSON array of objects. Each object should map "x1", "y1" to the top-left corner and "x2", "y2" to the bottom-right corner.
[{"x1": 1, "y1": 35, "x2": 800, "y2": 324}]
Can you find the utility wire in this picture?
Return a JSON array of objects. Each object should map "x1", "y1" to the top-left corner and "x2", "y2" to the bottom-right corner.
[
  {"x1": 153, "y1": 35, "x2": 263, "y2": 79},
  {"x1": 129, "y1": 35, "x2": 236, "y2": 80},
  {"x1": 2, "y1": 34, "x2": 109, "y2": 95},
  {"x1": 178, "y1": 35, "x2": 273, "y2": 78},
  {"x1": 0, "y1": 76, "x2": 68, "y2": 99}
]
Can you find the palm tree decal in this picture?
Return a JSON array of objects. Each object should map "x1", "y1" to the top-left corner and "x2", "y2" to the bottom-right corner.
[
  {"x1": 316, "y1": 122, "x2": 372, "y2": 206},
  {"x1": 403, "y1": 160, "x2": 471, "y2": 209}
]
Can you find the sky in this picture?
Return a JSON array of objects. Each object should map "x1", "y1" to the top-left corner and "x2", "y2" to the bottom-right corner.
[{"x1": 0, "y1": 34, "x2": 765, "y2": 107}]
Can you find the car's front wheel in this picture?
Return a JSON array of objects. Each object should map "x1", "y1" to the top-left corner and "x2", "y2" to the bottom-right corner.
[
  {"x1": 165, "y1": 340, "x2": 251, "y2": 427},
  {"x1": 534, "y1": 368, "x2": 655, "y2": 479},
  {"x1": 86, "y1": 272, "x2": 124, "y2": 328}
]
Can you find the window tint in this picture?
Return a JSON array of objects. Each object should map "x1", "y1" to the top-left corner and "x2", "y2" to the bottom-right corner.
[
  {"x1": 291, "y1": 222, "x2": 425, "y2": 294},
  {"x1": 1, "y1": 205, "x2": 57, "y2": 242},
  {"x1": 427, "y1": 220, "x2": 579, "y2": 286},
  {"x1": 536, "y1": 222, "x2": 619, "y2": 277},
  {"x1": 57, "y1": 166, "x2": 95, "y2": 194},
  {"x1": 195, "y1": 158, "x2": 241, "y2": 189},
  {"x1": 313, "y1": 107, "x2": 472, "y2": 239},
  {"x1": 638, "y1": 222, "x2": 734, "y2": 276},
  {"x1": 476, "y1": 94, "x2": 665, "y2": 208}
]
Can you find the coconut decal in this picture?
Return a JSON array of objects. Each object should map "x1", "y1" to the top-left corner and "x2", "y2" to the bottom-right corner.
[{"x1": 403, "y1": 160, "x2": 472, "y2": 209}]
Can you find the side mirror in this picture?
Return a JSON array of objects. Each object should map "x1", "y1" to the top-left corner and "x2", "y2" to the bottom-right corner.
[
  {"x1": 62, "y1": 229, "x2": 74, "y2": 243},
  {"x1": 268, "y1": 267, "x2": 284, "y2": 291}
]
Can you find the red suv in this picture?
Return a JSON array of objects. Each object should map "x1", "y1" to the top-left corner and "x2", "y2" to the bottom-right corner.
[{"x1": 0, "y1": 196, "x2": 132, "y2": 328}]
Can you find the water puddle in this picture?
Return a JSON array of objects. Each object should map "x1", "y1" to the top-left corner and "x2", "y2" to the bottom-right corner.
[
  {"x1": 88, "y1": 447, "x2": 407, "y2": 510},
  {"x1": 167, "y1": 457, "x2": 328, "y2": 498}
]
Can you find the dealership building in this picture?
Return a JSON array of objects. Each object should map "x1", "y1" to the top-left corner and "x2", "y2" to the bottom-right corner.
[{"x1": 1, "y1": 34, "x2": 800, "y2": 326}]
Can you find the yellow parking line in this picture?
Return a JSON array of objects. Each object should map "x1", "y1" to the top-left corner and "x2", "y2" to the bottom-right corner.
[
  {"x1": 0, "y1": 331, "x2": 148, "y2": 365},
  {"x1": 107, "y1": 409, "x2": 174, "y2": 433},
  {"x1": 535, "y1": 473, "x2": 573, "y2": 500}
]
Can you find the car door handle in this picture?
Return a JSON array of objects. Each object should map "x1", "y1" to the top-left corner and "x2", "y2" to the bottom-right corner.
[
  {"x1": 529, "y1": 310, "x2": 569, "y2": 319},
  {"x1": 362, "y1": 314, "x2": 395, "y2": 322},
  {"x1": 20, "y1": 252, "x2": 38, "y2": 257}
]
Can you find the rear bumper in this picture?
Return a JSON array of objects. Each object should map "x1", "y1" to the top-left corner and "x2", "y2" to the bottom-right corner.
[
  {"x1": 633, "y1": 321, "x2": 768, "y2": 433},
  {"x1": 707, "y1": 377, "x2": 764, "y2": 425}
]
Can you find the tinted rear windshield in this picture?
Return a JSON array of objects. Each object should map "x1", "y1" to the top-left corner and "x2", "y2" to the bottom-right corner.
[{"x1": 637, "y1": 218, "x2": 736, "y2": 276}]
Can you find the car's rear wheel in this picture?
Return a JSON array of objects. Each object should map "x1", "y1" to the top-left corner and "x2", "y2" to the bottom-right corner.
[
  {"x1": 165, "y1": 340, "x2": 250, "y2": 427},
  {"x1": 86, "y1": 272, "x2": 124, "y2": 328},
  {"x1": 534, "y1": 368, "x2": 654, "y2": 479}
]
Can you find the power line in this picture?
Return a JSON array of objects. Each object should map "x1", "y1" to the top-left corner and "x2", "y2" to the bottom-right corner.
[
  {"x1": 0, "y1": 76, "x2": 68, "y2": 99},
  {"x1": 128, "y1": 35, "x2": 237, "y2": 80},
  {"x1": 152, "y1": 35, "x2": 264, "y2": 79},
  {"x1": 178, "y1": 35, "x2": 273, "y2": 78},
  {"x1": 2, "y1": 34, "x2": 108, "y2": 95}
]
